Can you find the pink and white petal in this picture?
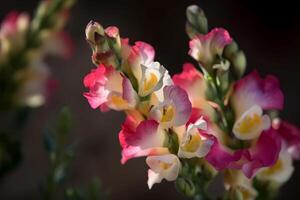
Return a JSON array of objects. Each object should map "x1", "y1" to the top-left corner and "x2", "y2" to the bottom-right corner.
[
  {"x1": 83, "y1": 65, "x2": 107, "y2": 88},
  {"x1": 105, "y1": 66, "x2": 123, "y2": 93},
  {"x1": 189, "y1": 28, "x2": 232, "y2": 63},
  {"x1": 207, "y1": 28, "x2": 232, "y2": 55},
  {"x1": 134, "y1": 41, "x2": 155, "y2": 63},
  {"x1": 119, "y1": 115, "x2": 140, "y2": 148},
  {"x1": 83, "y1": 90, "x2": 108, "y2": 109},
  {"x1": 119, "y1": 119, "x2": 167, "y2": 163},
  {"x1": 275, "y1": 121, "x2": 300, "y2": 159},
  {"x1": 147, "y1": 169, "x2": 163, "y2": 189},
  {"x1": 83, "y1": 65, "x2": 110, "y2": 109},
  {"x1": 173, "y1": 63, "x2": 205, "y2": 104},
  {"x1": 122, "y1": 76, "x2": 138, "y2": 107},
  {"x1": 173, "y1": 63, "x2": 214, "y2": 116},
  {"x1": 205, "y1": 136, "x2": 243, "y2": 170},
  {"x1": 163, "y1": 85, "x2": 192, "y2": 126},
  {"x1": 241, "y1": 129, "x2": 282, "y2": 178},
  {"x1": 105, "y1": 26, "x2": 119, "y2": 38},
  {"x1": 232, "y1": 71, "x2": 284, "y2": 117},
  {"x1": 134, "y1": 120, "x2": 162, "y2": 148},
  {"x1": 121, "y1": 146, "x2": 169, "y2": 164}
]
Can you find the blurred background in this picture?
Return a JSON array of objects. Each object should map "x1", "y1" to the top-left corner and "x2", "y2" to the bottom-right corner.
[{"x1": 0, "y1": 0, "x2": 300, "y2": 199}]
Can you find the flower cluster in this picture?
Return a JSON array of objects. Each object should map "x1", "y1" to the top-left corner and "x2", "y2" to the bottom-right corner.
[
  {"x1": 0, "y1": 0, "x2": 74, "y2": 110},
  {"x1": 83, "y1": 5, "x2": 300, "y2": 200}
]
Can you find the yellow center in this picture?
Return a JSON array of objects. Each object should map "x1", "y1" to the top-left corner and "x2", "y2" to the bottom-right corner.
[
  {"x1": 110, "y1": 95, "x2": 128, "y2": 108},
  {"x1": 261, "y1": 159, "x2": 283, "y2": 176},
  {"x1": 161, "y1": 105, "x2": 175, "y2": 122},
  {"x1": 159, "y1": 161, "x2": 172, "y2": 170},
  {"x1": 183, "y1": 134, "x2": 202, "y2": 152},
  {"x1": 236, "y1": 113, "x2": 262, "y2": 135},
  {"x1": 143, "y1": 73, "x2": 158, "y2": 92}
]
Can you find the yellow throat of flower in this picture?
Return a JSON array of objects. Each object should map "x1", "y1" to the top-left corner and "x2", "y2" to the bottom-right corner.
[
  {"x1": 236, "y1": 113, "x2": 262, "y2": 135},
  {"x1": 161, "y1": 105, "x2": 175, "y2": 122},
  {"x1": 143, "y1": 73, "x2": 158, "y2": 92},
  {"x1": 183, "y1": 134, "x2": 202, "y2": 152}
]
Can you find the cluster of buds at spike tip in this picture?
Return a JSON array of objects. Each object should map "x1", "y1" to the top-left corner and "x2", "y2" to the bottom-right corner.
[
  {"x1": 82, "y1": 4, "x2": 300, "y2": 200},
  {"x1": 85, "y1": 21, "x2": 121, "y2": 67},
  {"x1": 0, "y1": 0, "x2": 75, "y2": 110}
]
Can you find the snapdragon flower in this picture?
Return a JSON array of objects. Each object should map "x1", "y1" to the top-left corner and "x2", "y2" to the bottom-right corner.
[{"x1": 83, "y1": 4, "x2": 300, "y2": 199}]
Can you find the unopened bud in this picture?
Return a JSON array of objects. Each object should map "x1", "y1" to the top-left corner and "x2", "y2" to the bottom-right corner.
[
  {"x1": 105, "y1": 26, "x2": 121, "y2": 54},
  {"x1": 186, "y1": 5, "x2": 208, "y2": 38},
  {"x1": 85, "y1": 20, "x2": 105, "y2": 45},
  {"x1": 232, "y1": 51, "x2": 246, "y2": 78},
  {"x1": 175, "y1": 178, "x2": 196, "y2": 197}
]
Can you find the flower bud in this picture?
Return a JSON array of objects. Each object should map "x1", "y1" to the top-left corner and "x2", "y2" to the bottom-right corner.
[
  {"x1": 186, "y1": 5, "x2": 208, "y2": 38},
  {"x1": 105, "y1": 26, "x2": 121, "y2": 55},
  {"x1": 85, "y1": 20, "x2": 105, "y2": 46},
  {"x1": 175, "y1": 177, "x2": 196, "y2": 197},
  {"x1": 231, "y1": 51, "x2": 246, "y2": 78}
]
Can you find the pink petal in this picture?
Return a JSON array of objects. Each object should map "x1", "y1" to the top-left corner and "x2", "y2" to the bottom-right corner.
[
  {"x1": 122, "y1": 76, "x2": 137, "y2": 106},
  {"x1": 105, "y1": 26, "x2": 119, "y2": 38},
  {"x1": 241, "y1": 129, "x2": 282, "y2": 178},
  {"x1": 172, "y1": 63, "x2": 203, "y2": 91},
  {"x1": 205, "y1": 136, "x2": 242, "y2": 170},
  {"x1": 83, "y1": 65, "x2": 107, "y2": 88},
  {"x1": 127, "y1": 41, "x2": 155, "y2": 64},
  {"x1": 205, "y1": 128, "x2": 281, "y2": 178},
  {"x1": 276, "y1": 121, "x2": 300, "y2": 159},
  {"x1": 134, "y1": 41, "x2": 155, "y2": 62},
  {"x1": 83, "y1": 65, "x2": 109, "y2": 109},
  {"x1": 163, "y1": 85, "x2": 192, "y2": 126},
  {"x1": 232, "y1": 70, "x2": 284, "y2": 116},
  {"x1": 188, "y1": 28, "x2": 232, "y2": 63},
  {"x1": 119, "y1": 119, "x2": 166, "y2": 163},
  {"x1": 118, "y1": 115, "x2": 139, "y2": 148}
]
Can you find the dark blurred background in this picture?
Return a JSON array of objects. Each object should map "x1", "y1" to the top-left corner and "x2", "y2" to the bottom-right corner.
[{"x1": 1, "y1": 0, "x2": 300, "y2": 199}]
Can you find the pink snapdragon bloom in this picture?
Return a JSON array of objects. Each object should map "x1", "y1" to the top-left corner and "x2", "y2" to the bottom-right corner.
[
  {"x1": 147, "y1": 154, "x2": 181, "y2": 189},
  {"x1": 173, "y1": 63, "x2": 214, "y2": 117},
  {"x1": 189, "y1": 28, "x2": 232, "y2": 68},
  {"x1": 149, "y1": 85, "x2": 192, "y2": 128},
  {"x1": 205, "y1": 128, "x2": 282, "y2": 178},
  {"x1": 122, "y1": 41, "x2": 172, "y2": 97},
  {"x1": 176, "y1": 108, "x2": 214, "y2": 159},
  {"x1": 119, "y1": 116, "x2": 169, "y2": 164},
  {"x1": 83, "y1": 64, "x2": 137, "y2": 111},
  {"x1": 273, "y1": 120, "x2": 300, "y2": 159},
  {"x1": 232, "y1": 71, "x2": 284, "y2": 115},
  {"x1": 122, "y1": 41, "x2": 155, "y2": 70},
  {"x1": 189, "y1": 108, "x2": 281, "y2": 178},
  {"x1": 231, "y1": 71, "x2": 284, "y2": 140}
]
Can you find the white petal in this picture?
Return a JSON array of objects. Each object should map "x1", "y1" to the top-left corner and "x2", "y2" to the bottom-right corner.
[{"x1": 147, "y1": 169, "x2": 163, "y2": 189}]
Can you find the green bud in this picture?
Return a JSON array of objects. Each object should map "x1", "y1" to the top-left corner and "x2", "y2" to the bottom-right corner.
[
  {"x1": 85, "y1": 21, "x2": 105, "y2": 46},
  {"x1": 186, "y1": 5, "x2": 208, "y2": 38},
  {"x1": 175, "y1": 177, "x2": 196, "y2": 197},
  {"x1": 223, "y1": 41, "x2": 239, "y2": 58},
  {"x1": 232, "y1": 51, "x2": 246, "y2": 78},
  {"x1": 105, "y1": 26, "x2": 121, "y2": 56}
]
